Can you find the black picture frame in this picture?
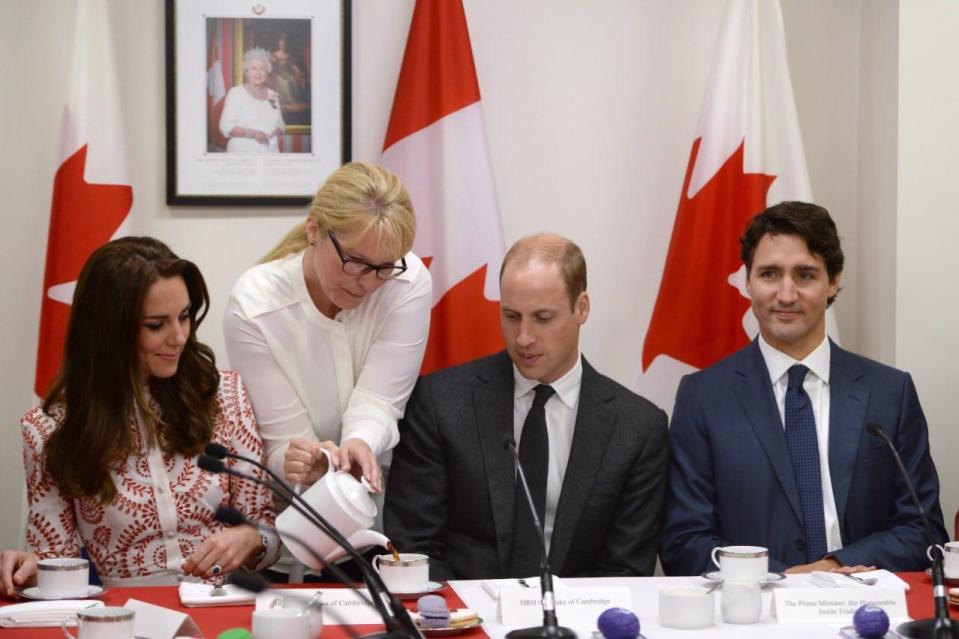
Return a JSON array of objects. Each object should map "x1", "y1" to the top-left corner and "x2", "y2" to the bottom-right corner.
[{"x1": 165, "y1": 0, "x2": 351, "y2": 206}]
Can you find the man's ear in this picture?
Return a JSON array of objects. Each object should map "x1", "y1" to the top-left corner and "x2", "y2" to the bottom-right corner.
[{"x1": 575, "y1": 291, "x2": 590, "y2": 325}]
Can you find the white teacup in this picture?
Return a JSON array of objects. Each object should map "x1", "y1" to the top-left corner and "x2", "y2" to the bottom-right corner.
[
  {"x1": 721, "y1": 578, "x2": 763, "y2": 624},
  {"x1": 39, "y1": 557, "x2": 89, "y2": 597},
  {"x1": 372, "y1": 553, "x2": 430, "y2": 593},
  {"x1": 252, "y1": 608, "x2": 311, "y2": 639},
  {"x1": 659, "y1": 587, "x2": 714, "y2": 629},
  {"x1": 944, "y1": 542, "x2": 959, "y2": 579},
  {"x1": 61, "y1": 607, "x2": 134, "y2": 639},
  {"x1": 710, "y1": 545, "x2": 769, "y2": 583}
]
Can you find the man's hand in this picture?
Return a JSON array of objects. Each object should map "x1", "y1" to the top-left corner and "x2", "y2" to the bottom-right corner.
[
  {"x1": 338, "y1": 438, "x2": 382, "y2": 492},
  {"x1": 785, "y1": 557, "x2": 842, "y2": 574},
  {"x1": 283, "y1": 437, "x2": 339, "y2": 485},
  {"x1": 1, "y1": 551, "x2": 38, "y2": 598},
  {"x1": 182, "y1": 525, "x2": 262, "y2": 578},
  {"x1": 785, "y1": 557, "x2": 877, "y2": 574}
]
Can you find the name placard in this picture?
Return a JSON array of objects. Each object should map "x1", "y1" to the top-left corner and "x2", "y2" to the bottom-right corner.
[
  {"x1": 497, "y1": 587, "x2": 631, "y2": 626},
  {"x1": 255, "y1": 589, "x2": 382, "y2": 624},
  {"x1": 772, "y1": 587, "x2": 908, "y2": 624}
]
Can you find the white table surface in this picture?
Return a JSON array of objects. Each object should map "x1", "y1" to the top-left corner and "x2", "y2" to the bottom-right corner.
[{"x1": 447, "y1": 573, "x2": 909, "y2": 639}]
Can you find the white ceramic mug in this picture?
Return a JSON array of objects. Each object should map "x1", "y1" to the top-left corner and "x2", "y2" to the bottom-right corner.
[
  {"x1": 372, "y1": 553, "x2": 430, "y2": 593},
  {"x1": 710, "y1": 545, "x2": 769, "y2": 583},
  {"x1": 658, "y1": 587, "x2": 714, "y2": 629},
  {"x1": 39, "y1": 557, "x2": 89, "y2": 597},
  {"x1": 252, "y1": 608, "x2": 311, "y2": 639},
  {"x1": 61, "y1": 607, "x2": 134, "y2": 639},
  {"x1": 722, "y1": 578, "x2": 763, "y2": 624},
  {"x1": 944, "y1": 542, "x2": 959, "y2": 579}
]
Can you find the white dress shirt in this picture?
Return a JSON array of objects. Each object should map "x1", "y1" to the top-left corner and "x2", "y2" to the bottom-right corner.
[
  {"x1": 512, "y1": 355, "x2": 583, "y2": 552},
  {"x1": 224, "y1": 250, "x2": 432, "y2": 480},
  {"x1": 757, "y1": 335, "x2": 842, "y2": 554}
]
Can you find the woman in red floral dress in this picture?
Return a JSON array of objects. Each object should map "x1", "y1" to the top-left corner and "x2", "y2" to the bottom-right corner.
[{"x1": 1, "y1": 237, "x2": 279, "y2": 595}]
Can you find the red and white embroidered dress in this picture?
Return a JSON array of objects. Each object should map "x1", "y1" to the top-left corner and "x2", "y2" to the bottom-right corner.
[{"x1": 20, "y1": 370, "x2": 279, "y2": 587}]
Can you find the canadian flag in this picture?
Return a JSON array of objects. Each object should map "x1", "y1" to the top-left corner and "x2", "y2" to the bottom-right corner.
[
  {"x1": 380, "y1": 0, "x2": 506, "y2": 376},
  {"x1": 635, "y1": 0, "x2": 837, "y2": 410},
  {"x1": 207, "y1": 22, "x2": 229, "y2": 151},
  {"x1": 34, "y1": 0, "x2": 132, "y2": 397}
]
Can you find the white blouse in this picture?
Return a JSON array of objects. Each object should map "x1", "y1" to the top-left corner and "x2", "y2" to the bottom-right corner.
[
  {"x1": 223, "y1": 250, "x2": 432, "y2": 480},
  {"x1": 21, "y1": 370, "x2": 280, "y2": 587}
]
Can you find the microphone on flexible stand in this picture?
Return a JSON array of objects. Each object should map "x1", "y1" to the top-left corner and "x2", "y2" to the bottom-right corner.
[
  {"x1": 503, "y1": 437, "x2": 577, "y2": 639},
  {"x1": 215, "y1": 507, "x2": 363, "y2": 639},
  {"x1": 866, "y1": 423, "x2": 956, "y2": 639},
  {"x1": 197, "y1": 453, "x2": 422, "y2": 639}
]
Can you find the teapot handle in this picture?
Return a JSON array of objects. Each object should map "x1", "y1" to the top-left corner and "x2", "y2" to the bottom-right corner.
[{"x1": 318, "y1": 446, "x2": 375, "y2": 493}]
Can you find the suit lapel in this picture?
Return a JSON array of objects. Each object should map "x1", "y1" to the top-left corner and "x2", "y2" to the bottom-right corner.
[
  {"x1": 733, "y1": 341, "x2": 803, "y2": 523},
  {"x1": 473, "y1": 352, "x2": 520, "y2": 576},
  {"x1": 827, "y1": 342, "x2": 868, "y2": 526},
  {"x1": 548, "y1": 359, "x2": 615, "y2": 573}
]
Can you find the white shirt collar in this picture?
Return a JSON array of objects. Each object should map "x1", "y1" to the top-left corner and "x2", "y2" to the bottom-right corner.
[
  {"x1": 757, "y1": 334, "x2": 831, "y2": 385},
  {"x1": 512, "y1": 352, "x2": 583, "y2": 409}
]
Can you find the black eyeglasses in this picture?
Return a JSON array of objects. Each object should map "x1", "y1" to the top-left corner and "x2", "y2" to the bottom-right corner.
[{"x1": 327, "y1": 232, "x2": 407, "y2": 280}]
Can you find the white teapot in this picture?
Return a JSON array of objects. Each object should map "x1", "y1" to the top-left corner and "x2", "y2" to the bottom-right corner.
[{"x1": 276, "y1": 449, "x2": 389, "y2": 569}]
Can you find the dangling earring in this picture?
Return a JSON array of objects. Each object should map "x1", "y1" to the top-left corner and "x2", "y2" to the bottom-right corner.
[{"x1": 309, "y1": 238, "x2": 316, "y2": 246}]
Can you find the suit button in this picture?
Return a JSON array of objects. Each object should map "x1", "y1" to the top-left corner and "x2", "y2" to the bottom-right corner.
[{"x1": 796, "y1": 538, "x2": 807, "y2": 552}]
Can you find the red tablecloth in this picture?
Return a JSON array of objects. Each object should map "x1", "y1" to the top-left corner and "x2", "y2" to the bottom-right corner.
[
  {"x1": 0, "y1": 581, "x2": 485, "y2": 639},
  {"x1": 0, "y1": 573, "x2": 945, "y2": 638}
]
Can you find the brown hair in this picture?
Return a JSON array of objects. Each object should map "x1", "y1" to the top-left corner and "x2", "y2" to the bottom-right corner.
[
  {"x1": 43, "y1": 237, "x2": 220, "y2": 503},
  {"x1": 740, "y1": 201, "x2": 844, "y2": 305},
  {"x1": 500, "y1": 233, "x2": 587, "y2": 310}
]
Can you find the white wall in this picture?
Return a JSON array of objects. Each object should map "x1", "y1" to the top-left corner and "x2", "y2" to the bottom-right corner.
[
  {"x1": 1, "y1": 0, "x2": 955, "y2": 550},
  {"x1": 897, "y1": 0, "x2": 959, "y2": 534}
]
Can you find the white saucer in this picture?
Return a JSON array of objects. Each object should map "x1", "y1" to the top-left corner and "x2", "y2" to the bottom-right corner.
[
  {"x1": 419, "y1": 617, "x2": 483, "y2": 635},
  {"x1": 19, "y1": 585, "x2": 107, "y2": 600},
  {"x1": 389, "y1": 581, "x2": 446, "y2": 599},
  {"x1": 701, "y1": 571, "x2": 786, "y2": 584}
]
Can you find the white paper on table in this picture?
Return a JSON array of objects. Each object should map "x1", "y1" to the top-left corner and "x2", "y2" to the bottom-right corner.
[
  {"x1": 497, "y1": 586, "x2": 631, "y2": 626},
  {"x1": 178, "y1": 581, "x2": 255, "y2": 607},
  {"x1": 255, "y1": 589, "x2": 381, "y2": 625},
  {"x1": 481, "y1": 576, "x2": 565, "y2": 600},
  {"x1": 0, "y1": 600, "x2": 104, "y2": 628},
  {"x1": 772, "y1": 587, "x2": 909, "y2": 624},
  {"x1": 125, "y1": 598, "x2": 202, "y2": 639}
]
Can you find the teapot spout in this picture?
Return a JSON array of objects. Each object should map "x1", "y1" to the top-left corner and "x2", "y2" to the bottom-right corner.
[{"x1": 347, "y1": 529, "x2": 390, "y2": 552}]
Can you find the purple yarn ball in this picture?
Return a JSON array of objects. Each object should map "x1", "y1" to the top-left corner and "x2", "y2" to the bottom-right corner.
[
  {"x1": 853, "y1": 604, "x2": 889, "y2": 638},
  {"x1": 597, "y1": 607, "x2": 640, "y2": 639}
]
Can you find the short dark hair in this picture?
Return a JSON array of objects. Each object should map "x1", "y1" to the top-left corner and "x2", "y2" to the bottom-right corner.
[{"x1": 740, "y1": 201, "x2": 844, "y2": 305}]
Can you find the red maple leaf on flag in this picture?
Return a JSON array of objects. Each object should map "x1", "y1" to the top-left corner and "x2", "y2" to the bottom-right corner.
[
  {"x1": 642, "y1": 138, "x2": 775, "y2": 372},
  {"x1": 34, "y1": 144, "x2": 133, "y2": 397}
]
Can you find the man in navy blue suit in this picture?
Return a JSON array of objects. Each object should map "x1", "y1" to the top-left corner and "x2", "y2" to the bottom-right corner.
[{"x1": 660, "y1": 201, "x2": 947, "y2": 576}]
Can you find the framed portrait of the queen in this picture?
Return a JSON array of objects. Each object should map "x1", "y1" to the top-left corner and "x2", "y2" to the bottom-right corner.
[{"x1": 166, "y1": 0, "x2": 350, "y2": 206}]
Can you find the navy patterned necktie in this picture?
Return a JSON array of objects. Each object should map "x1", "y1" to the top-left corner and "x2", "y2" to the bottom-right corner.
[
  {"x1": 784, "y1": 364, "x2": 827, "y2": 563},
  {"x1": 508, "y1": 384, "x2": 555, "y2": 577}
]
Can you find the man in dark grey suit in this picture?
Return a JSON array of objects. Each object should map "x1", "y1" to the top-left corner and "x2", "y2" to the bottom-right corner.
[{"x1": 384, "y1": 233, "x2": 668, "y2": 580}]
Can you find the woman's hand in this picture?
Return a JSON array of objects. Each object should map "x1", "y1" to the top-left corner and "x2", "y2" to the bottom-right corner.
[
  {"x1": 182, "y1": 525, "x2": 261, "y2": 579},
  {"x1": 283, "y1": 437, "x2": 339, "y2": 485},
  {"x1": 1, "y1": 551, "x2": 38, "y2": 598},
  {"x1": 250, "y1": 129, "x2": 269, "y2": 144},
  {"x1": 338, "y1": 438, "x2": 382, "y2": 493}
]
